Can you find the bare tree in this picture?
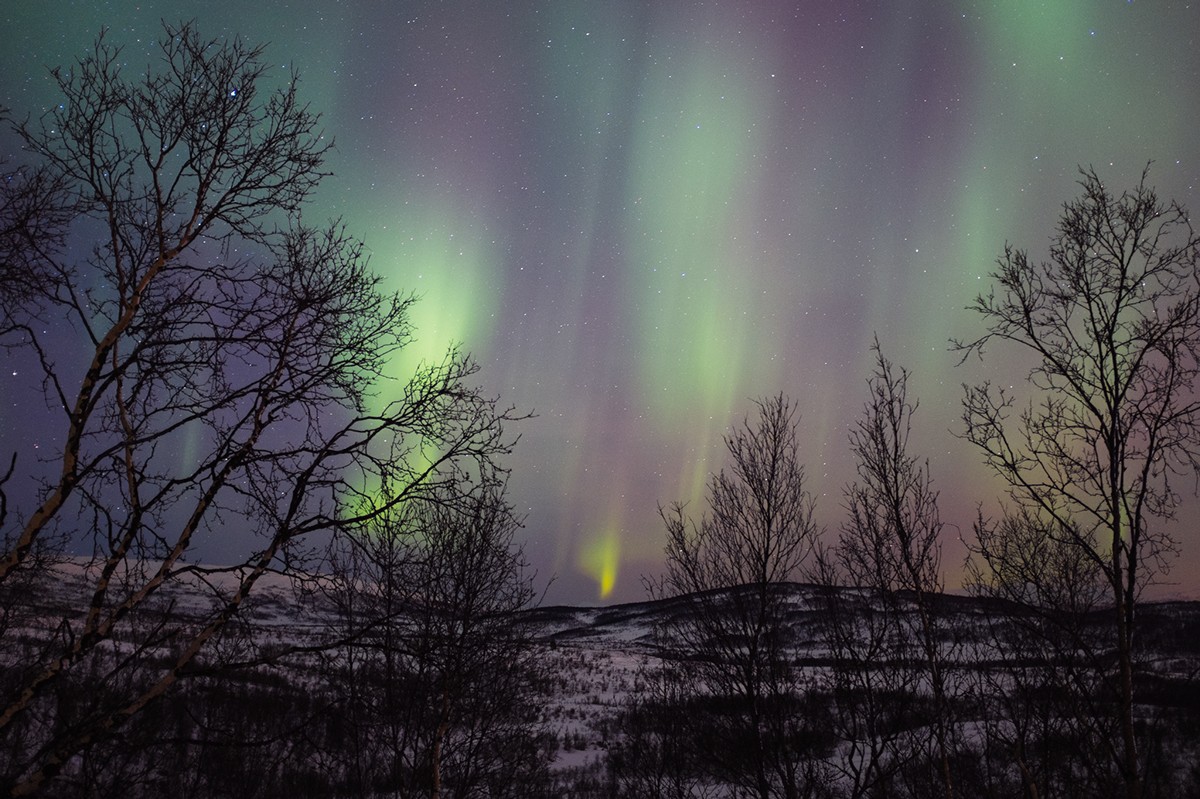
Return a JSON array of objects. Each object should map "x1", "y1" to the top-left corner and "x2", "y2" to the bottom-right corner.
[
  {"x1": 0, "y1": 24, "x2": 519, "y2": 796},
  {"x1": 651, "y1": 394, "x2": 822, "y2": 799},
  {"x1": 955, "y1": 166, "x2": 1200, "y2": 799},
  {"x1": 324, "y1": 471, "x2": 547, "y2": 799},
  {"x1": 965, "y1": 509, "x2": 1121, "y2": 798},
  {"x1": 398, "y1": 474, "x2": 547, "y2": 799},
  {"x1": 811, "y1": 551, "x2": 917, "y2": 798},
  {"x1": 815, "y1": 341, "x2": 957, "y2": 799}
]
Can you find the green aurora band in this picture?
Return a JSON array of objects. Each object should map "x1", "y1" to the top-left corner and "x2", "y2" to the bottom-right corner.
[{"x1": 2, "y1": 1, "x2": 1198, "y2": 602}]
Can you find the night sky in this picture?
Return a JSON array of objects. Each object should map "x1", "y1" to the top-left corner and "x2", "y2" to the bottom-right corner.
[{"x1": 3, "y1": 2, "x2": 1199, "y2": 604}]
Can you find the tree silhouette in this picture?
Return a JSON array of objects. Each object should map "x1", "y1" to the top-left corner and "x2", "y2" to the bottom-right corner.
[
  {"x1": 814, "y1": 341, "x2": 958, "y2": 798},
  {"x1": 0, "y1": 23, "x2": 518, "y2": 796},
  {"x1": 651, "y1": 394, "x2": 822, "y2": 799},
  {"x1": 324, "y1": 472, "x2": 548, "y2": 798},
  {"x1": 956, "y1": 166, "x2": 1200, "y2": 799}
]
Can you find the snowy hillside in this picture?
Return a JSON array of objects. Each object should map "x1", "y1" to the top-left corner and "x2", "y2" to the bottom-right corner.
[{"x1": 6, "y1": 564, "x2": 1200, "y2": 797}]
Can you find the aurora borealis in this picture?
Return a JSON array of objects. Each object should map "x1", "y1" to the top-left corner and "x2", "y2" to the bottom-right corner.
[{"x1": 3, "y1": 2, "x2": 1199, "y2": 604}]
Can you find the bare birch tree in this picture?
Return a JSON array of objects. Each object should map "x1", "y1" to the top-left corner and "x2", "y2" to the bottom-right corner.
[
  {"x1": 966, "y1": 509, "x2": 1120, "y2": 798},
  {"x1": 814, "y1": 342, "x2": 958, "y2": 799},
  {"x1": 0, "y1": 23, "x2": 519, "y2": 796},
  {"x1": 955, "y1": 166, "x2": 1200, "y2": 799},
  {"x1": 324, "y1": 471, "x2": 547, "y2": 799},
  {"x1": 652, "y1": 394, "x2": 822, "y2": 799}
]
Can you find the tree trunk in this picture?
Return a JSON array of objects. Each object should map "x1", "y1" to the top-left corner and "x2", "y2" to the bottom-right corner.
[{"x1": 431, "y1": 686, "x2": 451, "y2": 799}]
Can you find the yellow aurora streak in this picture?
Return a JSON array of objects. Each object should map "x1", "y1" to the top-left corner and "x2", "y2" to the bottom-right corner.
[{"x1": 578, "y1": 524, "x2": 621, "y2": 599}]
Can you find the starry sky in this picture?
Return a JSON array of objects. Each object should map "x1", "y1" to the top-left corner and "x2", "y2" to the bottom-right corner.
[{"x1": 3, "y1": 1, "x2": 1199, "y2": 605}]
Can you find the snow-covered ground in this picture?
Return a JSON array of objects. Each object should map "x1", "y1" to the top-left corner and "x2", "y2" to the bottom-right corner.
[{"x1": 7, "y1": 563, "x2": 1200, "y2": 795}]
